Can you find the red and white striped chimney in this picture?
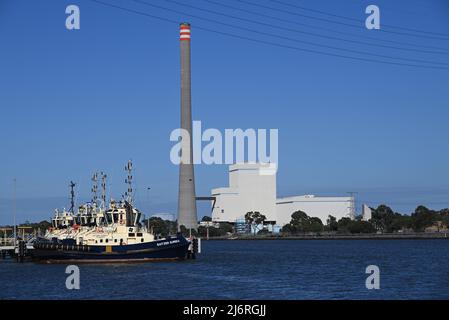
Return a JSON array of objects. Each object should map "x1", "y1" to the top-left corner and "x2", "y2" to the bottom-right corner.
[
  {"x1": 178, "y1": 22, "x2": 197, "y2": 231},
  {"x1": 180, "y1": 23, "x2": 191, "y2": 41}
]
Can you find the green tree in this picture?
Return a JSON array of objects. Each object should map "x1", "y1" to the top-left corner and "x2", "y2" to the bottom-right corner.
[
  {"x1": 326, "y1": 215, "x2": 338, "y2": 232},
  {"x1": 389, "y1": 215, "x2": 412, "y2": 232},
  {"x1": 290, "y1": 210, "x2": 310, "y2": 232},
  {"x1": 309, "y1": 217, "x2": 324, "y2": 233},
  {"x1": 371, "y1": 205, "x2": 400, "y2": 233},
  {"x1": 347, "y1": 220, "x2": 376, "y2": 234},
  {"x1": 282, "y1": 210, "x2": 323, "y2": 234},
  {"x1": 337, "y1": 217, "x2": 353, "y2": 233},
  {"x1": 281, "y1": 223, "x2": 295, "y2": 234},
  {"x1": 146, "y1": 217, "x2": 171, "y2": 236},
  {"x1": 411, "y1": 206, "x2": 437, "y2": 232},
  {"x1": 440, "y1": 209, "x2": 449, "y2": 229},
  {"x1": 245, "y1": 211, "x2": 267, "y2": 235}
]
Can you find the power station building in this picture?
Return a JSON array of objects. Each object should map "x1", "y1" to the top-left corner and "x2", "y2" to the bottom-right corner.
[
  {"x1": 211, "y1": 163, "x2": 354, "y2": 227},
  {"x1": 276, "y1": 195, "x2": 353, "y2": 226},
  {"x1": 212, "y1": 164, "x2": 277, "y2": 223}
]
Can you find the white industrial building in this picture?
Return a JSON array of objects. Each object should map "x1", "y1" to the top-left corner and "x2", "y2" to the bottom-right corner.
[
  {"x1": 211, "y1": 163, "x2": 355, "y2": 227},
  {"x1": 212, "y1": 164, "x2": 277, "y2": 223},
  {"x1": 362, "y1": 204, "x2": 372, "y2": 221},
  {"x1": 276, "y1": 195, "x2": 353, "y2": 226}
]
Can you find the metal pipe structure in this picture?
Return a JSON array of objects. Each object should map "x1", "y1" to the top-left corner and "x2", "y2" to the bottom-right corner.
[{"x1": 177, "y1": 23, "x2": 198, "y2": 231}]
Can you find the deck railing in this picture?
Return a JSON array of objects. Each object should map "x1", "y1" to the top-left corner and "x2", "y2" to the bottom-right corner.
[{"x1": 0, "y1": 238, "x2": 15, "y2": 247}]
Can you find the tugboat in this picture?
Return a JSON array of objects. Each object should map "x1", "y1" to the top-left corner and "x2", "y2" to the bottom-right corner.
[{"x1": 33, "y1": 161, "x2": 191, "y2": 263}]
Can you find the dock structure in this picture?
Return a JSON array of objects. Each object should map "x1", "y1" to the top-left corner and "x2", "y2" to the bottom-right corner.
[
  {"x1": 0, "y1": 228, "x2": 14, "y2": 253},
  {"x1": 0, "y1": 229, "x2": 15, "y2": 259},
  {"x1": 0, "y1": 227, "x2": 35, "y2": 261}
]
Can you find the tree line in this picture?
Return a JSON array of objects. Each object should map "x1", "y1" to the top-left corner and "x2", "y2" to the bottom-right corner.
[
  {"x1": 3, "y1": 204, "x2": 448, "y2": 238},
  {"x1": 282, "y1": 205, "x2": 449, "y2": 235}
]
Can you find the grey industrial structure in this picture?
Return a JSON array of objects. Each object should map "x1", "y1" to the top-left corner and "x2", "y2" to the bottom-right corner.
[{"x1": 177, "y1": 23, "x2": 198, "y2": 230}]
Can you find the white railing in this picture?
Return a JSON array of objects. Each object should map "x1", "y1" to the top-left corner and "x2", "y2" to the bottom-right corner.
[{"x1": 0, "y1": 238, "x2": 15, "y2": 247}]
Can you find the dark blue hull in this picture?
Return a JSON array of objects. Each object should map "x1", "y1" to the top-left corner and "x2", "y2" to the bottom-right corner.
[{"x1": 33, "y1": 235, "x2": 190, "y2": 263}]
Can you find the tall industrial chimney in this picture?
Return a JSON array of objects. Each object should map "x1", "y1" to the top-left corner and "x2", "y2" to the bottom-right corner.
[{"x1": 177, "y1": 22, "x2": 198, "y2": 231}]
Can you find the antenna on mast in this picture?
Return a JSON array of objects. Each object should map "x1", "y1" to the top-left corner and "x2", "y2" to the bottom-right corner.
[
  {"x1": 124, "y1": 160, "x2": 133, "y2": 205},
  {"x1": 101, "y1": 172, "x2": 107, "y2": 209},
  {"x1": 91, "y1": 172, "x2": 99, "y2": 207},
  {"x1": 69, "y1": 181, "x2": 76, "y2": 214}
]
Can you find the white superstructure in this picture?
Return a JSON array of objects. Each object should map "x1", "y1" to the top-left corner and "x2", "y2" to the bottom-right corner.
[
  {"x1": 48, "y1": 200, "x2": 155, "y2": 246},
  {"x1": 211, "y1": 163, "x2": 353, "y2": 226}
]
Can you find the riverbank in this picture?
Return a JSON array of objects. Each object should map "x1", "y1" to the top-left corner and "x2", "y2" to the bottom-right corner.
[{"x1": 206, "y1": 232, "x2": 449, "y2": 240}]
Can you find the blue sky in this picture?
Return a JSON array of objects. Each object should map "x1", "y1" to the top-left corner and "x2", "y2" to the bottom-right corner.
[{"x1": 1, "y1": 0, "x2": 449, "y2": 224}]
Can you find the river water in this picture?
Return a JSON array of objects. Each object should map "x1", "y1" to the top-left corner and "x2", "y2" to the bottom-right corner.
[{"x1": 1, "y1": 240, "x2": 448, "y2": 300}]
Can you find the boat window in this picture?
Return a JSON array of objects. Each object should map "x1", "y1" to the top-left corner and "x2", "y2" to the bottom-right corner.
[
  {"x1": 114, "y1": 239, "x2": 117, "y2": 243},
  {"x1": 128, "y1": 233, "x2": 135, "y2": 237},
  {"x1": 137, "y1": 233, "x2": 143, "y2": 237},
  {"x1": 105, "y1": 239, "x2": 108, "y2": 243},
  {"x1": 141, "y1": 238, "x2": 144, "y2": 243},
  {"x1": 100, "y1": 239, "x2": 103, "y2": 243}
]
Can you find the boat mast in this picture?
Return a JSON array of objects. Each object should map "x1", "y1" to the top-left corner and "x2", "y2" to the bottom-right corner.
[
  {"x1": 69, "y1": 181, "x2": 76, "y2": 214},
  {"x1": 100, "y1": 172, "x2": 107, "y2": 209},
  {"x1": 91, "y1": 172, "x2": 99, "y2": 208},
  {"x1": 125, "y1": 160, "x2": 133, "y2": 205}
]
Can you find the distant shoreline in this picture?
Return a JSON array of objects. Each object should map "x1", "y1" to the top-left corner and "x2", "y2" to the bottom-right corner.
[{"x1": 205, "y1": 233, "x2": 449, "y2": 241}]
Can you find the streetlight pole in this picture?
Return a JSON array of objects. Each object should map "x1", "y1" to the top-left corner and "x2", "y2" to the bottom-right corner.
[
  {"x1": 13, "y1": 178, "x2": 17, "y2": 247},
  {"x1": 146, "y1": 187, "x2": 151, "y2": 215}
]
